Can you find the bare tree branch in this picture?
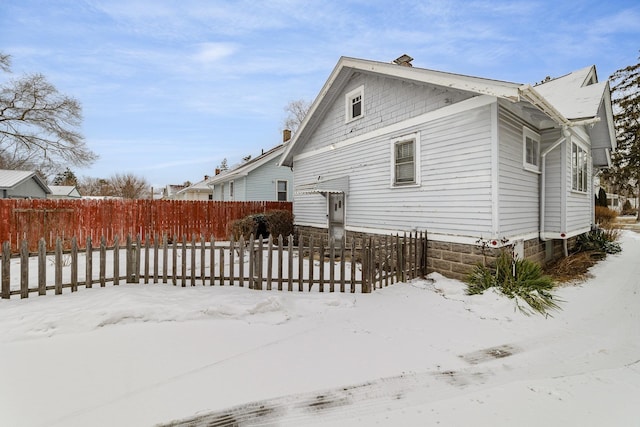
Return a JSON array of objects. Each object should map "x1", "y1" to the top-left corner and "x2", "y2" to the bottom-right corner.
[{"x1": 1, "y1": 51, "x2": 98, "y2": 176}]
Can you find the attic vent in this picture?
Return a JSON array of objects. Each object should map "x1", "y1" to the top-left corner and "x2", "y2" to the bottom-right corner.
[{"x1": 393, "y1": 54, "x2": 413, "y2": 67}]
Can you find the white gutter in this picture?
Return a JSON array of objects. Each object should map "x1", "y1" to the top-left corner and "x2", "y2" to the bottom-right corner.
[
  {"x1": 540, "y1": 127, "x2": 570, "y2": 241},
  {"x1": 519, "y1": 85, "x2": 570, "y2": 126}
]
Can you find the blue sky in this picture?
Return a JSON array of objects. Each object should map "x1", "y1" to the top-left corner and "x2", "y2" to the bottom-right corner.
[{"x1": 1, "y1": 0, "x2": 639, "y2": 188}]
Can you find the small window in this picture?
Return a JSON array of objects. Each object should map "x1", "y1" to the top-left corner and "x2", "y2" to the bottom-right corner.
[
  {"x1": 523, "y1": 127, "x2": 540, "y2": 172},
  {"x1": 572, "y1": 142, "x2": 589, "y2": 192},
  {"x1": 229, "y1": 181, "x2": 234, "y2": 199},
  {"x1": 277, "y1": 180, "x2": 288, "y2": 201},
  {"x1": 345, "y1": 85, "x2": 364, "y2": 122},
  {"x1": 391, "y1": 133, "x2": 420, "y2": 186}
]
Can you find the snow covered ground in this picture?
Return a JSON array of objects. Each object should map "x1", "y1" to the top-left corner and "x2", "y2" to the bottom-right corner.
[{"x1": 1, "y1": 231, "x2": 639, "y2": 427}]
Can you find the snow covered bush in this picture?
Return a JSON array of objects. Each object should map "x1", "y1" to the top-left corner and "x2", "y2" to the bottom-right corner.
[{"x1": 466, "y1": 252, "x2": 560, "y2": 316}]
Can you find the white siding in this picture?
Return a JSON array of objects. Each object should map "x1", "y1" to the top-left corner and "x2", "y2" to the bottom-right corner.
[
  {"x1": 497, "y1": 107, "x2": 540, "y2": 236},
  {"x1": 305, "y1": 73, "x2": 474, "y2": 153},
  {"x1": 565, "y1": 130, "x2": 593, "y2": 233},
  {"x1": 542, "y1": 128, "x2": 564, "y2": 233},
  {"x1": 244, "y1": 157, "x2": 293, "y2": 201},
  {"x1": 294, "y1": 104, "x2": 494, "y2": 237}
]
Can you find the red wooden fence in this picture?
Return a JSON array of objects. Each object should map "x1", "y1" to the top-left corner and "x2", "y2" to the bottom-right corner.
[{"x1": 0, "y1": 199, "x2": 292, "y2": 252}]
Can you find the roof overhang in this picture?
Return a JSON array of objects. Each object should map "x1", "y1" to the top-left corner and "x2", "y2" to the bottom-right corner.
[{"x1": 295, "y1": 176, "x2": 349, "y2": 195}]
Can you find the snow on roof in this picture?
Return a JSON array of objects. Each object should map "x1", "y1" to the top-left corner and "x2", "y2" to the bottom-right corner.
[
  {"x1": 48, "y1": 185, "x2": 78, "y2": 196},
  {"x1": 534, "y1": 65, "x2": 606, "y2": 120},
  {"x1": 0, "y1": 169, "x2": 51, "y2": 193},
  {"x1": 0, "y1": 169, "x2": 38, "y2": 188}
]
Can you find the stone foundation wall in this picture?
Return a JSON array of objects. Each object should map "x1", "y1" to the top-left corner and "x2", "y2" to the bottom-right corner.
[{"x1": 294, "y1": 225, "x2": 582, "y2": 282}]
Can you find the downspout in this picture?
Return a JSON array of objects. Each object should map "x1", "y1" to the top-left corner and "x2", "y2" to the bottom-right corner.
[{"x1": 540, "y1": 127, "x2": 570, "y2": 242}]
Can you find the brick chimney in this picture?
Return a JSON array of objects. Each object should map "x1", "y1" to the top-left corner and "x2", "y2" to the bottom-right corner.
[
  {"x1": 215, "y1": 168, "x2": 221, "y2": 175},
  {"x1": 283, "y1": 129, "x2": 292, "y2": 142},
  {"x1": 393, "y1": 54, "x2": 414, "y2": 67},
  {"x1": 204, "y1": 175, "x2": 209, "y2": 180}
]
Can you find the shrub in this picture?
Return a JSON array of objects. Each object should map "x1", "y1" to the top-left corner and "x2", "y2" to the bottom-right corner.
[
  {"x1": 575, "y1": 228, "x2": 621, "y2": 255},
  {"x1": 594, "y1": 205, "x2": 617, "y2": 225},
  {"x1": 227, "y1": 210, "x2": 293, "y2": 242},
  {"x1": 596, "y1": 188, "x2": 608, "y2": 207},
  {"x1": 264, "y1": 209, "x2": 294, "y2": 239},
  {"x1": 466, "y1": 251, "x2": 560, "y2": 316},
  {"x1": 621, "y1": 200, "x2": 636, "y2": 216}
]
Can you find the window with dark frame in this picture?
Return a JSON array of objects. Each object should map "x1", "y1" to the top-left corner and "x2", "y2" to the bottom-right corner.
[{"x1": 345, "y1": 86, "x2": 364, "y2": 122}]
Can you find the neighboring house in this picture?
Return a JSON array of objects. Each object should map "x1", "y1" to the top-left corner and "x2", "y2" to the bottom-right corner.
[
  {"x1": 162, "y1": 184, "x2": 187, "y2": 200},
  {"x1": 175, "y1": 141, "x2": 293, "y2": 202},
  {"x1": 48, "y1": 185, "x2": 82, "y2": 199},
  {"x1": 0, "y1": 169, "x2": 51, "y2": 199},
  {"x1": 280, "y1": 55, "x2": 616, "y2": 279}
]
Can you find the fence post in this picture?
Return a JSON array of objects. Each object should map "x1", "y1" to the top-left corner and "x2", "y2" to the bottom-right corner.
[
  {"x1": 298, "y1": 235, "x2": 304, "y2": 292},
  {"x1": 162, "y1": 234, "x2": 168, "y2": 284},
  {"x1": 248, "y1": 234, "x2": 254, "y2": 289},
  {"x1": 362, "y1": 243, "x2": 371, "y2": 293},
  {"x1": 318, "y1": 238, "x2": 325, "y2": 293},
  {"x1": 71, "y1": 237, "x2": 78, "y2": 292},
  {"x1": 135, "y1": 234, "x2": 142, "y2": 283},
  {"x1": 191, "y1": 234, "x2": 197, "y2": 287},
  {"x1": 181, "y1": 234, "x2": 187, "y2": 287},
  {"x1": 239, "y1": 235, "x2": 245, "y2": 287},
  {"x1": 267, "y1": 235, "x2": 273, "y2": 291},
  {"x1": 86, "y1": 236, "x2": 93, "y2": 289},
  {"x1": 256, "y1": 236, "x2": 263, "y2": 290},
  {"x1": 110, "y1": 236, "x2": 116, "y2": 286},
  {"x1": 20, "y1": 239, "x2": 29, "y2": 299},
  {"x1": 38, "y1": 238, "x2": 47, "y2": 296},
  {"x1": 350, "y1": 238, "x2": 356, "y2": 293},
  {"x1": 126, "y1": 235, "x2": 132, "y2": 283},
  {"x1": 287, "y1": 234, "x2": 293, "y2": 292},
  {"x1": 55, "y1": 237, "x2": 62, "y2": 295},
  {"x1": 1, "y1": 241, "x2": 10, "y2": 299},
  {"x1": 100, "y1": 236, "x2": 107, "y2": 287}
]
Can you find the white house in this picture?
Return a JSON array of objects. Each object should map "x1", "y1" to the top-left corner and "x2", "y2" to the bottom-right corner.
[
  {"x1": 280, "y1": 55, "x2": 616, "y2": 279},
  {"x1": 0, "y1": 169, "x2": 51, "y2": 199},
  {"x1": 47, "y1": 185, "x2": 82, "y2": 199},
  {"x1": 175, "y1": 142, "x2": 293, "y2": 202}
]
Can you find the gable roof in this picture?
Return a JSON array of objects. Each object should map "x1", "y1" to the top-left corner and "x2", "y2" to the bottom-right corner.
[
  {"x1": 176, "y1": 143, "x2": 287, "y2": 195},
  {"x1": 280, "y1": 56, "x2": 615, "y2": 167},
  {"x1": 48, "y1": 185, "x2": 82, "y2": 198},
  {"x1": 0, "y1": 169, "x2": 51, "y2": 194}
]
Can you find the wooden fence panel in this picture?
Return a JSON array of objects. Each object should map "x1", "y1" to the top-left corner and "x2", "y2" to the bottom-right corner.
[
  {"x1": 0, "y1": 232, "x2": 427, "y2": 299},
  {"x1": 0, "y1": 199, "x2": 292, "y2": 252}
]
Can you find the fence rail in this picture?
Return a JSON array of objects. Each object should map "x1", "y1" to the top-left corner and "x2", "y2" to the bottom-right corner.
[
  {"x1": 0, "y1": 199, "x2": 292, "y2": 252},
  {"x1": 0, "y1": 232, "x2": 427, "y2": 299}
]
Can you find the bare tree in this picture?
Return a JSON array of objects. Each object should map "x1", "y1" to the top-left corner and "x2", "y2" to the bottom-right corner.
[
  {"x1": 77, "y1": 176, "x2": 114, "y2": 197},
  {"x1": 283, "y1": 99, "x2": 311, "y2": 134},
  {"x1": 109, "y1": 173, "x2": 151, "y2": 199},
  {"x1": 0, "y1": 52, "x2": 97, "y2": 176}
]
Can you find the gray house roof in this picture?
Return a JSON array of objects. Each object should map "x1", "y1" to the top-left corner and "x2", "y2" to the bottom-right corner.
[
  {"x1": 280, "y1": 56, "x2": 615, "y2": 167},
  {"x1": 48, "y1": 185, "x2": 82, "y2": 198},
  {"x1": 0, "y1": 169, "x2": 51, "y2": 195},
  {"x1": 176, "y1": 143, "x2": 288, "y2": 197}
]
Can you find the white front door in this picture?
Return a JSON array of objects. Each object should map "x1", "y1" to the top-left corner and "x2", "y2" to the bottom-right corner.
[{"x1": 328, "y1": 193, "x2": 345, "y2": 246}]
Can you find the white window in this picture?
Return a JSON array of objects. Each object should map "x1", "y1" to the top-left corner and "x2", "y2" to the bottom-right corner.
[
  {"x1": 345, "y1": 85, "x2": 364, "y2": 122},
  {"x1": 277, "y1": 180, "x2": 288, "y2": 201},
  {"x1": 523, "y1": 127, "x2": 540, "y2": 172},
  {"x1": 229, "y1": 181, "x2": 234, "y2": 199},
  {"x1": 572, "y1": 142, "x2": 589, "y2": 192},
  {"x1": 391, "y1": 133, "x2": 420, "y2": 186}
]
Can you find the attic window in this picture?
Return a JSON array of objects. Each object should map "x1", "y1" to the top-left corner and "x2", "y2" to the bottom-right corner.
[
  {"x1": 523, "y1": 127, "x2": 540, "y2": 172},
  {"x1": 345, "y1": 85, "x2": 364, "y2": 122}
]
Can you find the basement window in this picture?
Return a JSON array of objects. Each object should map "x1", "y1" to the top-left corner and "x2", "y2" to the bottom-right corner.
[
  {"x1": 345, "y1": 85, "x2": 364, "y2": 122},
  {"x1": 523, "y1": 127, "x2": 540, "y2": 172}
]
